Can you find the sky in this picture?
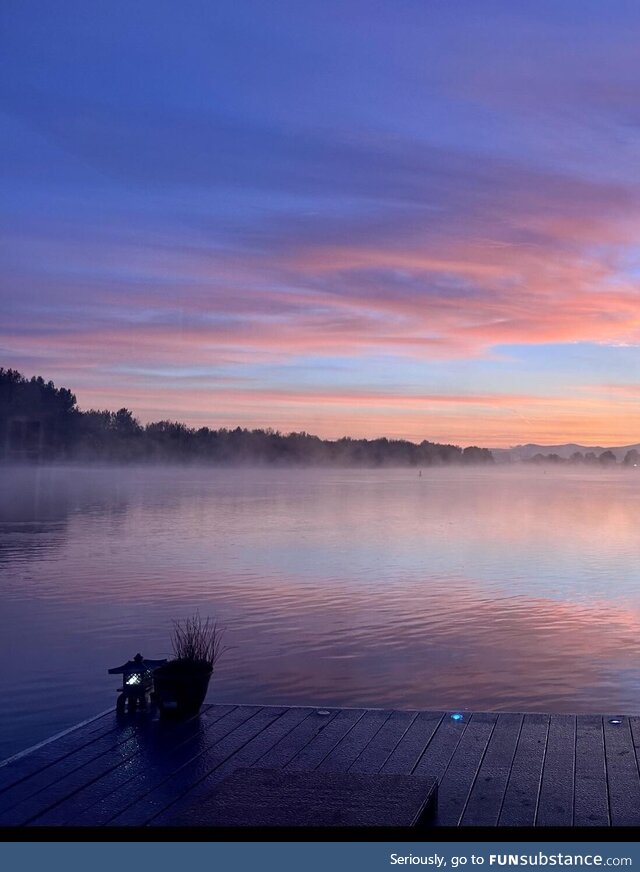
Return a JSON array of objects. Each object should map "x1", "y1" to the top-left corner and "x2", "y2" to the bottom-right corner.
[{"x1": 2, "y1": 0, "x2": 640, "y2": 447}]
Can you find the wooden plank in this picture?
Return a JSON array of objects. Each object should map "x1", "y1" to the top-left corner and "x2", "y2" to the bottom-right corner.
[
  {"x1": 29, "y1": 705, "x2": 241, "y2": 826},
  {"x1": 0, "y1": 720, "x2": 149, "y2": 826},
  {"x1": 0, "y1": 711, "x2": 121, "y2": 793},
  {"x1": 460, "y1": 712, "x2": 523, "y2": 827},
  {"x1": 5, "y1": 704, "x2": 640, "y2": 829},
  {"x1": 412, "y1": 713, "x2": 468, "y2": 782},
  {"x1": 2, "y1": 726, "x2": 153, "y2": 827},
  {"x1": 498, "y1": 713, "x2": 549, "y2": 827},
  {"x1": 349, "y1": 710, "x2": 419, "y2": 774},
  {"x1": 379, "y1": 710, "x2": 444, "y2": 775},
  {"x1": 284, "y1": 709, "x2": 365, "y2": 772},
  {"x1": 147, "y1": 706, "x2": 315, "y2": 826},
  {"x1": 13, "y1": 709, "x2": 218, "y2": 827},
  {"x1": 0, "y1": 711, "x2": 162, "y2": 817},
  {"x1": 254, "y1": 710, "x2": 340, "y2": 770},
  {"x1": 105, "y1": 706, "x2": 286, "y2": 826},
  {"x1": 628, "y1": 716, "x2": 640, "y2": 752},
  {"x1": 316, "y1": 710, "x2": 392, "y2": 773},
  {"x1": 0, "y1": 705, "x2": 215, "y2": 806},
  {"x1": 574, "y1": 715, "x2": 609, "y2": 826},
  {"x1": 603, "y1": 716, "x2": 640, "y2": 826},
  {"x1": 0, "y1": 709, "x2": 114, "y2": 769},
  {"x1": 536, "y1": 714, "x2": 575, "y2": 828},
  {"x1": 434, "y1": 712, "x2": 497, "y2": 827}
]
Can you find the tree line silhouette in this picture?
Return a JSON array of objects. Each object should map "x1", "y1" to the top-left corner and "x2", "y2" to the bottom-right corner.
[{"x1": 0, "y1": 367, "x2": 494, "y2": 466}]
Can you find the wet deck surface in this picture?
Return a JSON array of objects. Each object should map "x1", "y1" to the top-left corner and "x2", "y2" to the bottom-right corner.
[{"x1": 0, "y1": 705, "x2": 639, "y2": 827}]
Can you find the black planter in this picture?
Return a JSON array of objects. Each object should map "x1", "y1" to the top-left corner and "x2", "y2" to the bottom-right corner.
[{"x1": 153, "y1": 661, "x2": 213, "y2": 718}]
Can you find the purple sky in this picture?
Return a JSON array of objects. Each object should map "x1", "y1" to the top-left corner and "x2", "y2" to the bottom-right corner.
[{"x1": 2, "y1": 1, "x2": 640, "y2": 446}]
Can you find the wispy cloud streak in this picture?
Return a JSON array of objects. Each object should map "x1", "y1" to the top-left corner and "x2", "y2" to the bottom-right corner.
[{"x1": 2, "y1": 2, "x2": 640, "y2": 443}]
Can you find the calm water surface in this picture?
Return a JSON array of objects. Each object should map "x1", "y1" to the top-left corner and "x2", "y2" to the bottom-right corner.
[{"x1": 1, "y1": 464, "x2": 639, "y2": 759}]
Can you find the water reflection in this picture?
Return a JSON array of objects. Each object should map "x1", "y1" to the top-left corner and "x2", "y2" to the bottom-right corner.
[{"x1": 1, "y1": 465, "x2": 639, "y2": 758}]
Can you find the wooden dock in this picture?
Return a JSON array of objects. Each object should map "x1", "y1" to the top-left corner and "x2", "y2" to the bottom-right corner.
[{"x1": 0, "y1": 704, "x2": 639, "y2": 828}]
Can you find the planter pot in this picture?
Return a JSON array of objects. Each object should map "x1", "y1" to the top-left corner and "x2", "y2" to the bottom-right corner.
[{"x1": 153, "y1": 661, "x2": 213, "y2": 718}]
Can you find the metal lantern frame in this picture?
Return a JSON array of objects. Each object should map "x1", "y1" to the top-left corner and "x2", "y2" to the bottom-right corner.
[{"x1": 108, "y1": 652, "x2": 167, "y2": 714}]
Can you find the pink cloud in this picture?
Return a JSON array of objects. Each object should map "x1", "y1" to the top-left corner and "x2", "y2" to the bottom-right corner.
[{"x1": 4, "y1": 122, "x2": 640, "y2": 445}]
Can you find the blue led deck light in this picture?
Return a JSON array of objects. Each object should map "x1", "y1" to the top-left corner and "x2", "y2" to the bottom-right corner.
[{"x1": 451, "y1": 713, "x2": 464, "y2": 721}]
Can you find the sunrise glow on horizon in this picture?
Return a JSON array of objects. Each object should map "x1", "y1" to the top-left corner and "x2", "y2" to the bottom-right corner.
[{"x1": 2, "y1": 1, "x2": 640, "y2": 448}]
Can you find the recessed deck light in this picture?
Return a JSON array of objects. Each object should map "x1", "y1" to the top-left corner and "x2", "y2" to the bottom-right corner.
[
  {"x1": 609, "y1": 718, "x2": 623, "y2": 724},
  {"x1": 451, "y1": 713, "x2": 464, "y2": 721}
]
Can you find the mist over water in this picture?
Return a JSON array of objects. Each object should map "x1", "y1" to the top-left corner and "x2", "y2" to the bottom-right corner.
[{"x1": 1, "y1": 463, "x2": 640, "y2": 759}]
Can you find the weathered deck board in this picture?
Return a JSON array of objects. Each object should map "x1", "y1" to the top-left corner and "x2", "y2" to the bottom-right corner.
[
  {"x1": 574, "y1": 714, "x2": 610, "y2": 826},
  {"x1": 498, "y1": 713, "x2": 549, "y2": 827},
  {"x1": 411, "y1": 712, "x2": 467, "y2": 783},
  {"x1": 252, "y1": 709, "x2": 341, "y2": 771},
  {"x1": 0, "y1": 720, "x2": 141, "y2": 820},
  {"x1": 30, "y1": 705, "x2": 241, "y2": 826},
  {"x1": 536, "y1": 714, "x2": 575, "y2": 828},
  {"x1": 108, "y1": 705, "x2": 287, "y2": 826},
  {"x1": 0, "y1": 706, "x2": 201, "y2": 826},
  {"x1": 348, "y1": 709, "x2": 418, "y2": 774},
  {"x1": 148, "y1": 706, "x2": 317, "y2": 826},
  {"x1": 0, "y1": 711, "x2": 118, "y2": 793},
  {"x1": 2, "y1": 730, "x2": 145, "y2": 827},
  {"x1": 285, "y1": 708, "x2": 365, "y2": 772},
  {"x1": 460, "y1": 712, "x2": 523, "y2": 827},
  {"x1": 1, "y1": 705, "x2": 639, "y2": 828},
  {"x1": 603, "y1": 716, "x2": 640, "y2": 826},
  {"x1": 435, "y1": 712, "x2": 498, "y2": 826},
  {"x1": 316, "y1": 709, "x2": 392, "y2": 773},
  {"x1": 379, "y1": 710, "x2": 444, "y2": 775},
  {"x1": 0, "y1": 704, "x2": 213, "y2": 826}
]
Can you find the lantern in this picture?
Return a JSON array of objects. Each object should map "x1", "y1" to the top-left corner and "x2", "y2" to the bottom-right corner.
[{"x1": 108, "y1": 652, "x2": 167, "y2": 714}]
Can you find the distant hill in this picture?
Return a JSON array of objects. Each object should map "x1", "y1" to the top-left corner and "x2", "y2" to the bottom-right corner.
[{"x1": 492, "y1": 442, "x2": 640, "y2": 462}]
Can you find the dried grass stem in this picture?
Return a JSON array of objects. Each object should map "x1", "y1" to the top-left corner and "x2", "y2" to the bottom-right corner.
[{"x1": 171, "y1": 613, "x2": 227, "y2": 669}]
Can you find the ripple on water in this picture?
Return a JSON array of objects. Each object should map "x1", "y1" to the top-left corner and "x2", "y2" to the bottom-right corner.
[{"x1": 1, "y1": 464, "x2": 640, "y2": 758}]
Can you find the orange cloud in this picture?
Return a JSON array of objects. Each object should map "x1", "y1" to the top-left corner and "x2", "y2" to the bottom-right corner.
[
  {"x1": 5, "y1": 134, "x2": 640, "y2": 447},
  {"x1": 32, "y1": 377, "x2": 635, "y2": 447}
]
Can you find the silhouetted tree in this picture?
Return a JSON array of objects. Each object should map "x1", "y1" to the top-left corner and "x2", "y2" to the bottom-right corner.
[
  {"x1": 0, "y1": 367, "x2": 78, "y2": 459},
  {"x1": 0, "y1": 367, "x2": 501, "y2": 466},
  {"x1": 462, "y1": 446, "x2": 494, "y2": 464}
]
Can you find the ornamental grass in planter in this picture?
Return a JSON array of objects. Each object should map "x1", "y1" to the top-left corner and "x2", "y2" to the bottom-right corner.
[{"x1": 153, "y1": 614, "x2": 227, "y2": 718}]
